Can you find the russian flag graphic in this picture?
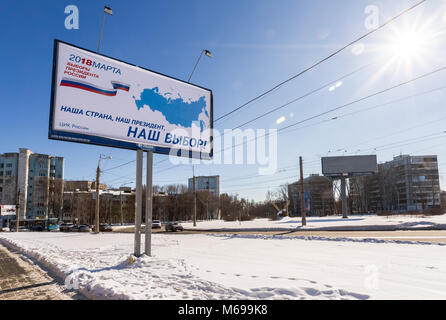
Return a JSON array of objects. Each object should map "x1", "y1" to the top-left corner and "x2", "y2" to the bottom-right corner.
[{"x1": 60, "y1": 78, "x2": 131, "y2": 96}]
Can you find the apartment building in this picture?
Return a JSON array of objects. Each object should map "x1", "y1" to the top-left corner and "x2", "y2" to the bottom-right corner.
[
  {"x1": 350, "y1": 155, "x2": 441, "y2": 212},
  {"x1": 0, "y1": 148, "x2": 64, "y2": 222}
]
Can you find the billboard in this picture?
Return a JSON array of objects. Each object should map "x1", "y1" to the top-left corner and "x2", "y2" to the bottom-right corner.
[
  {"x1": 321, "y1": 155, "x2": 378, "y2": 177},
  {"x1": 49, "y1": 40, "x2": 213, "y2": 159},
  {"x1": 304, "y1": 190, "x2": 311, "y2": 213},
  {"x1": 1, "y1": 205, "x2": 16, "y2": 216}
]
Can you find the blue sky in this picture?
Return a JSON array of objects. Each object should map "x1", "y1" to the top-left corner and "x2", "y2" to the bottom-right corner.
[{"x1": 1, "y1": 0, "x2": 446, "y2": 201}]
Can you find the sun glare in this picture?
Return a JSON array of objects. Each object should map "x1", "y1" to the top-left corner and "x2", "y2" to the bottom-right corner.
[{"x1": 390, "y1": 32, "x2": 424, "y2": 60}]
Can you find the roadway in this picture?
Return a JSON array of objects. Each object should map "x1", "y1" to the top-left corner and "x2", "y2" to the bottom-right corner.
[{"x1": 112, "y1": 226, "x2": 446, "y2": 244}]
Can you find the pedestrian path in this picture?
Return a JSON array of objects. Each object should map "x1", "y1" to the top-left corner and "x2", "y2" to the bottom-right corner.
[{"x1": 0, "y1": 244, "x2": 80, "y2": 300}]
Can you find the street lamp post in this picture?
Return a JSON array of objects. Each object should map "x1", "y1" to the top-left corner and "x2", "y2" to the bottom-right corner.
[
  {"x1": 95, "y1": 155, "x2": 112, "y2": 234},
  {"x1": 188, "y1": 49, "x2": 212, "y2": 83},
  {"x1": 188, "y1": 49, "x2": 212, "y2": 227},
  {"x1": 97, "y1": 6, "x2": 113, "y2": 53}
]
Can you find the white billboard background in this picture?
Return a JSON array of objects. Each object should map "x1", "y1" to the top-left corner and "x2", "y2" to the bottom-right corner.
[
  {"x1": 51, "y1": 41, "x2": 212, "y2": 155},
  {"x1": 1, "y1": 205, "x2": 16, "y2": 216}
]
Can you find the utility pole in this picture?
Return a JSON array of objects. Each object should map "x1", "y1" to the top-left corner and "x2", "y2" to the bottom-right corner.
[
  {"x1": 120, "y1": 192, "x2": 123, "y2": 226},
  {"x1": 95, "y1": 156, "x2": 101, "y2": 234},
  {"x1": 299, "y1": 157, "x2": 306, "y2": 226},
  {"x1": 341, "y1": 175, "x2": 348, "y2": 219},
  {"x1": 16, "y1": 189, "x2": 20, "y2": 232}
]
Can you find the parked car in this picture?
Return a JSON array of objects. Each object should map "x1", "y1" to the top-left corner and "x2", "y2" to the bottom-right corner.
[
  {"x1": 78, "y1": 225, "x2": 91, "y2": 232},
  {"x1": 31, "y1": 225, "x2": 44, "y2": 232},
  {"x1": 48, "y1": 224, "x2": 59, "y2": 232},
  {"x1": 59, "y1": 223, "x2": 75, "y2": 232},
  {"x1": 11, "y1": 226, "x2": 30, "y2": 232},
  {"x1": 152, "y1": 220, "x2": 162, "y2": 229},
  {"x1": 69, "y1": 225, "x2": 81, "y2": 232},
  {"x1": 93, "y1": 223, "x2": 113, "y2": 232},
  {"x1": 165, "y1": 222, "x2": 184, "y2": 232}
]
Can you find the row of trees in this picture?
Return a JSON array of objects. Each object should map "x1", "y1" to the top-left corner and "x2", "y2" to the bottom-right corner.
[{"x1": 63, "y1": 184, "x2": 278, "y2": 225}]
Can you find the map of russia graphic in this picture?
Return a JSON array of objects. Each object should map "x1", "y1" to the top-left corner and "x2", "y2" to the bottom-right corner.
[{"x1": 133, "y1": 87, "x2": 209, "y2": 131}]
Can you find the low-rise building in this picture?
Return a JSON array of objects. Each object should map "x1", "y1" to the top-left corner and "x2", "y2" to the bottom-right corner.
[
  {"x1": 62, "y1": 188, "x2": 135, "y2": 224},
  {"x1": 288, "y1": 174, "x2": 334, "y2": 217},
  {"x1": 65, "y1": 180, "x2": 107, "y2": 192}
]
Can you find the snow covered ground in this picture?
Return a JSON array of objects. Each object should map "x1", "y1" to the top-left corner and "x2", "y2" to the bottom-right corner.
[
  {"x1": 1, "y1": 232, "x2": 445, "y2": 300},
  {"x1": 180, "y1": 214, "x2": 446, "y2": 231}
]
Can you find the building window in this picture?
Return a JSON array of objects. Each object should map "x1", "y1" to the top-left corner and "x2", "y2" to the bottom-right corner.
[
  {"x1": 6, "y1": 163, "x2": 12, "y2": 168},
  {"x1": 6, "y1": 171, "x2": 12, "y2": 176}
]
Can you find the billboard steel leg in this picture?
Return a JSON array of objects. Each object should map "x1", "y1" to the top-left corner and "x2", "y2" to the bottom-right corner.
[
  {"x1": 134, "y1": 150, "x2": 143, "y2": 257},
  {"x1": 341, "y1": 177, "x2": 348, "y2": 219},
  {"x1": 145, "y1": 151, "x2": 153, "y2": 256}
]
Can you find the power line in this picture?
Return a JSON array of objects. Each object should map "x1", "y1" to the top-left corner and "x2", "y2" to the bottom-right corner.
[
  {"x1": 213, "y1": 0, "x2": 427, "y2": 122},
  {"x1": 154, "y1": 64, "x2": 446, "y2": 178},
  {"x1": 97, "y1": 0, "x2": 431, "y2": 181},
  {"x1": 231, "y1": 63, "x2": 373, "y2": 129},
  {"x1": 277, "y1": 65, "x2": 446, "y2": 134},
  {"x1": 208, "y1": 65, "x2": 446, "y2": 162}
]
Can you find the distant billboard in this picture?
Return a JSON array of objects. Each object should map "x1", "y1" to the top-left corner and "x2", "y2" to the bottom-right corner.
[
  {"x1": 1, "y1": 205, "x2": 16, "y2": 216},
  {"x1": 321, "y1": 155, "x2": 377, "y2": 177},
  {"x1": 304, "y1": 190, "x2": 311, "y2": 213},
  {"x1": 49, "y1": 40, "x2": 213, "y2": 159}
]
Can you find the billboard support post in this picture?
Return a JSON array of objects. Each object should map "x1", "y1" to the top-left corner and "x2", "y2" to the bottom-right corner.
[
  {"x1": 299, "y1": 157, "x2": 306, "y2": 226},
  {"x1": 134, "y1": 150, "x2": 143, "y2": 257},
  {"x1": 145, "y1": 151, "x2": 153, "y2": 256},
  {"x1": 341, "y1": 176, "x2": 348, "y2": 219}
]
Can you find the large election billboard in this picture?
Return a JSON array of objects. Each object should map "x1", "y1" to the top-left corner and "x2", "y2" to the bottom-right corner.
[
  {"x1": 321, "y1": 155, "x2": 378, "y2": 177},
  {"x1": 49, "y1": 40, "x2": 213, "y2": 159}
]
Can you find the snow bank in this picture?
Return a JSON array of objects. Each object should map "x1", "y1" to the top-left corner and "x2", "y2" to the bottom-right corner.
[
  {"x1": 1, "y1": 232, "x2": 445, "y2": 300},
  {"x1": 180, "y1": 214, "x2": 446, "y2": 231}
]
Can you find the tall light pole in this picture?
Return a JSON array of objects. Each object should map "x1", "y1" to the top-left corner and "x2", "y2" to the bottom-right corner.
[
  {"x1": 188, "y1": 49, "x2": 212, "y2": 82},
  {"x1": 97, "y1": 6, "x2": 113, "y2": 53},
  {"x1": 188, "y1": 49, "x2": 212, "y2": 227},
  {"x1": 95, "y1": 155, "x2": 112, "y2": 234}
]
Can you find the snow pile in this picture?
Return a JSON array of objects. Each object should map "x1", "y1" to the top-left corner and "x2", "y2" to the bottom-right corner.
[
  {"x1": 180, "y1": 214, "x2": 446, "y2": 231},
  {"x1": 1, "y1": 232, "x2": 446, "y2": 300}
]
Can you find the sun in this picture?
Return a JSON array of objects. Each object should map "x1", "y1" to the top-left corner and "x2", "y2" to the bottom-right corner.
[{"x1": 389, "y1": 31, "x2": 425, "y2": 61}]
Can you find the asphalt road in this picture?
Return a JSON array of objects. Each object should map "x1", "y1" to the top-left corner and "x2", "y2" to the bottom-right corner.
[{"x1": 112, "y1": 226, "x2": 446, "y2": 244}]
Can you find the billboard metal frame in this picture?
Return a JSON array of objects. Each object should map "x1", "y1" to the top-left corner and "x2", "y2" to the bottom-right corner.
[
  {"x1": 321, "y1": 155, "x2": 378, "y2": 178},
  {"x1": 48, "y1": 39, "x2": 214, "y2": 160}
]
